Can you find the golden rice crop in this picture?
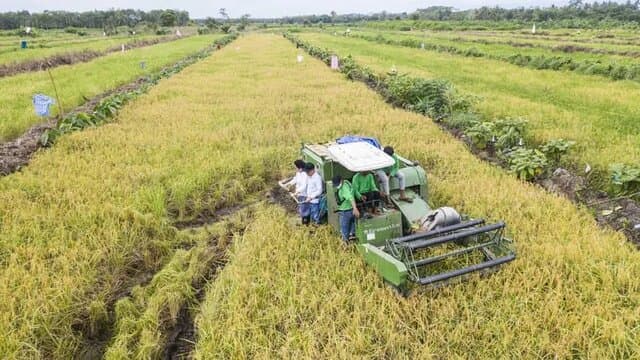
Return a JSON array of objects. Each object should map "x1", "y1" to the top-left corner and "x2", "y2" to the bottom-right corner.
[
  {"x1": 190, "y1": 34, "x2": 640, "y2": 358},
  {"x1": 1, "y1": 32, "x2": 639, "y2": 359},
  {"x1": 0, "y1": 36, "x2": 284, "y2": 357},
  {"x1": 0, "y1": 34, "x2": 223, "y2": 141}
]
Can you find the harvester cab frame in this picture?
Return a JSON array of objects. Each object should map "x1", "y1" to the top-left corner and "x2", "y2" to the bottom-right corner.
[{"x1": 284, "y1": 140, "x2": 516, "y2": 294}]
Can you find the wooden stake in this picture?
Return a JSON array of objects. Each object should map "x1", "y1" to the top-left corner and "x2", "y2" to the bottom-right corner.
[{"x1": 47, "y1": 68, "x2": 64, "y2": 119}]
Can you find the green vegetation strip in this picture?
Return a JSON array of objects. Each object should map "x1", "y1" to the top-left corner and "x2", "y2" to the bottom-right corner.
[{"x1": 0, "y1": 34, "x2": 223, "y2": 142}]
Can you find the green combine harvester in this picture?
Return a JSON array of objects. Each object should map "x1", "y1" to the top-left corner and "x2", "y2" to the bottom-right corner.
[{"x1": 281, "y1": 139, "x2": 516, "y2": 293}]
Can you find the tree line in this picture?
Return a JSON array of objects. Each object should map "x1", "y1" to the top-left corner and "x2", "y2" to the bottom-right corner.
[
  {"x1": 263, "y1": 1, "x2": 640, "y2": 27},
  {"x1": 0, "y1": 9, "x2": 190, "y2": 30},
  {"x1": 412, "y1": 1, "x2": 640, "y2": 23}
]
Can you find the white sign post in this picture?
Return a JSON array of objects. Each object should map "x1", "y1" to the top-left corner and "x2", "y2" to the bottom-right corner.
[{"x1": 330, "y1": 55, "x2": 339, "y2": 70}]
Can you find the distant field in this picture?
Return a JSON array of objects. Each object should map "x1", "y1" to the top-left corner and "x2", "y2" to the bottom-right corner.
[
  {"x1": 0, "y1": 34, "x2": 221, "y2": 141},
  {"x1": 298, "y1": 32, "x2": 640, "y2": 181},
  {"x1": 0, "y1": 34, "x2": 168, "y2": 65},
  {"x1": 349, "y1": 29, "x2": 640, "y2": 64}
]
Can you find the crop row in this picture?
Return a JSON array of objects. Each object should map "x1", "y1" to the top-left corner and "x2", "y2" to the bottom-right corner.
[
  {"x1": 0, "y1": 34, "x2": 166, "y2": 65},
  {"x1": 0, "y1": 33, "x2": 258, "y2": 358},
  {"x1": 0, "y1": 34, "x2": 223, "y2": 141},
  {"x1": 348, "y1": 31, "x2": 640, "y2": 82},
  {"x1": 384, "y1": 30, "x2": 640, "y2": 58},
  {"x1": 40, "y1": 34, "x2": 239, "y2": 146},
  {"x1": 296, "y1": 32, "x2": 640, "y2": 190},
  {"x1": 0, "y1": 35, "x2": 189, "y2": 78},
  {"x1": 192, "y1": 34, "x2": 640, "y2": 358}
]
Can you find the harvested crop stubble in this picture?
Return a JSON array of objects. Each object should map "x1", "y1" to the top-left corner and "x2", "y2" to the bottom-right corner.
[
  {"x1": 298, "y1": 32, "x2": 640, "y2": 182},
  {"x1": 193, "y1": 35, "x2": 640, "y2": 358},
  {"x1": 0, "y1": 34, "x2": 295, "y2": 357}
]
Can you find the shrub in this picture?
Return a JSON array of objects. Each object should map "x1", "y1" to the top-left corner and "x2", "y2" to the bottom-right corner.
[
  {"x1": 609, "y1": 163, "x2": 640, "y2": 196},
  {"x1": 540, "y1": 138, "x2": 575, "y2": 164},
  {"x1": 466, "y1": 121, "x2": 495, "y2": 150},
  {"x1": 444, "y1": 112, "x2": 481, "y2": 130},
  {"x1": 507, "y1": 148, "x2": 548, "y2": 181},
  {"x1": 385, "y1": 74, "x2": 456, "y2": 120},
  {"x1": 493, "y1": 117, "x2": 527, "y2": 151}
]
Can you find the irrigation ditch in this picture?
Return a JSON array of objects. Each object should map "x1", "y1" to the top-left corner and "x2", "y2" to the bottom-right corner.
[
  {"x1": 285, "y1": 32, "x2": 640, "y2": 246},
  {"x1": 0, "y1": 33, "x2": 238, "y2": 177},
  {"x1": 0, "y1": 35, "x2": 189, "y2": 78}
]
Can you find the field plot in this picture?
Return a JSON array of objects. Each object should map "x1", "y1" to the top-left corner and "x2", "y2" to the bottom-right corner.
[
  {"x1": 0, "y1": 34, "x2": 167, "y2": 65},
  {"x1": 1, "y1": 32, "x2": 640, "y2": 359},
  {"x1": 0, "y1": 34, "x2": 282, "y2": 357},
  {"x1": 0, "y1": 34, "x2": 221, "y2": 141},
  {"x1": 349, "y1": 29, "x2": 640, "y2": 65},
  {"x1": 181, "y1": 35, "x2": 640, "y2": 358},
  {"x1": 298, "y1": 32, "x2": 640, "y2": 180}
]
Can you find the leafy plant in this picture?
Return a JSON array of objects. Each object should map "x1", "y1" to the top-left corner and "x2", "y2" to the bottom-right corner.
[
  {"x1": 465, "y1": 121, "x2": 495, "y2": 150},
  {"x1": 609, "y1": 163, "x2": 640, "y2": 196},
  {"x1": 385, "y1": 74, "x2": 454, "y2": 120},
  {"x1": 540, "y1": 138, "x2": 575, "y2": 164},
  {"x1": 507, "y1": 148, "x2": 548, "y2": 181},
  {"x1": 493, "y1": 117, "x2": 527, "y2": 151},
  {"x1": 443, "y1": 112, "x2": 481, "y2": 130}
]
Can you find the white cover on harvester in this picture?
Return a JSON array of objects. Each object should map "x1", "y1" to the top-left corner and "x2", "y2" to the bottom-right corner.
[{"x1": 327, "y1": 142, "x2": 395, "y2": 172}]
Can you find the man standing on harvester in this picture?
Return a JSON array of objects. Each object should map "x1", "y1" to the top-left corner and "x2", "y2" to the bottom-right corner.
[
  {"x1": 352, "y1": 171, "x2": 383, "y2": 215},
  {"x1": 332, "y1": 175, "x2": 360, "y2": 242},
  {"x1": 377, "y1": 146, "x2": 413, "y2": 203}
]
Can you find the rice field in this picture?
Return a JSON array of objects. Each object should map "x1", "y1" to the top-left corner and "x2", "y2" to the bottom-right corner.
[
  {"x1": 0, "y1": 34, "x2": 170, "y2": 65},
  {"x1": 1, "y1": 29, "x2": 640, "y2": 358},
  {"x1": 0, "y1": 34, "x2": 222, "y2": 141},
  {"x1": 297, "y1": 32, "x2": 640, "y2": 182}
]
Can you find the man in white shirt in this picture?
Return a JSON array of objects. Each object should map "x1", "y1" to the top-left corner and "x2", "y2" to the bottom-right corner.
[
  {"x1": 304, "y1": 162, "x2": 324, "y2": 225},
  {"x1": 284, "y1": 160, "x2": 309, "y2": 224}
]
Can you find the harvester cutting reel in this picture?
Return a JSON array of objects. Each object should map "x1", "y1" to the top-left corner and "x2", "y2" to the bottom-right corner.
[{"x1": 387, "y1": 207, "x2": 516, "y2": 288}]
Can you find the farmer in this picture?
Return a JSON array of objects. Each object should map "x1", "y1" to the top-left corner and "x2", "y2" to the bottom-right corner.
[
  {"x1": 284, "y1": 159, "x2": 308, "y2": 222},
  {"x1": 352, "y1": 171, "x2": 383, "y2": 215},
  {"x1": 304, "y1": 162, "x2": 324, "y2": 225},
  {"x1": 332, "y1": 175, "x2": 360, "y2": 241},
  {"x1": 377, "y1": 146, "x2": 413, "y2": 203}
]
